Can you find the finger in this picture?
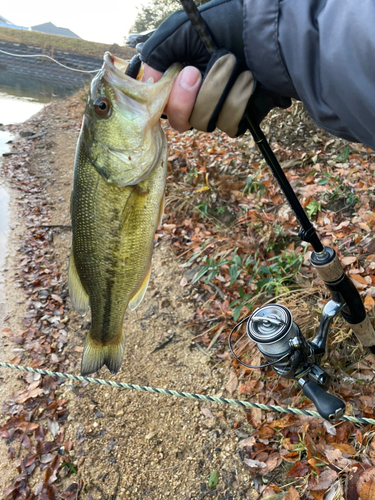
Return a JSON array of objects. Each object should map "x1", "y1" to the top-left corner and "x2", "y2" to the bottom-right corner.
[
  {"x1": 143, "y1": 64, "x2": 163, "y2": 83},
  {"x1": 165, "y1": 66, "x2": 201, "y2": 133}
]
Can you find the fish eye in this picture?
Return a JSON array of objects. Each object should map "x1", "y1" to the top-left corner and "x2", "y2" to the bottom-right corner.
[{"x1": 93, "y1": 97, "x2": 111, "y2": 117}]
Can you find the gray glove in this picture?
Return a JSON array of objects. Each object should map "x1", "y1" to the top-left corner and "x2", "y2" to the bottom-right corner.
[{"x1": 141, "y1": 0, "x2": 291, "y2": 137}]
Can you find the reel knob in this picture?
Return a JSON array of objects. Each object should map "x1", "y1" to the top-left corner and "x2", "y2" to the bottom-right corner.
[{"x1": 299, "y1": 378, "x2": 345, "y2": 421}]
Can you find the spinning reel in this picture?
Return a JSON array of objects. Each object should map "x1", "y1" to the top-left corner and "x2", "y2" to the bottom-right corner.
[{"x1": 230, "y1": 301, "x2": 345, "y2": 422}]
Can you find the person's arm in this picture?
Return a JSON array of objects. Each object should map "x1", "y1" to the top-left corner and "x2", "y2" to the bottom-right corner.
[
  {"x1": 244, "y1": 0, "x2": 375, "y2": 150},
  {"x1": 143, "y1": 0, "x2": 375, "y2": 150}
]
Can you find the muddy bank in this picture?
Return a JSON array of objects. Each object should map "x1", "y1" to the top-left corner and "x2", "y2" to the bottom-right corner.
[{"x1": 0, "y1": 96, "x2": 260, "y2": 498}]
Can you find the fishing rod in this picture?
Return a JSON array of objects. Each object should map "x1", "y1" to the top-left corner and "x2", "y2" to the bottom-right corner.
[{"x1": 177, "y1": 0, "x2": 375, "y2": 421}]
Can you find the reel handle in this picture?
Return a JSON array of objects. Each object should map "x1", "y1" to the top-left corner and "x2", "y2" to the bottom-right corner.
[{"x1": 300, "y1": 379, "x2": 345, "y2": 421}]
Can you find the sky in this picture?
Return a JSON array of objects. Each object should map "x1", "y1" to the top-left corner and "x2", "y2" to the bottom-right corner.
[{"x1": 1, "y1": 0, "x2": 143, "y2": 45}]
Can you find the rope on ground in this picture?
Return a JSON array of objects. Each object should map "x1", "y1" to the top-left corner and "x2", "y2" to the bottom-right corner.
[
  {"x1": 0, "y1": 361, "x2": 373, "y2": 426},
  {"x1": 0, "y1": 48, "x2": 100, "y2": 73}
]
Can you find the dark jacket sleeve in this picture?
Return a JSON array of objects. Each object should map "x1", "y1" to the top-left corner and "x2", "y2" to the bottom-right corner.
[{"x1": 243, "y1": 0, "x2": 375, "y2": 150}]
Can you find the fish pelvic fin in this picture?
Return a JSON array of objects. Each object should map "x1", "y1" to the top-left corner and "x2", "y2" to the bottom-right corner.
[
  {"x1": 128, "y1": 267, "x2": 151, "y2": 311},
  {"x1": 68, "y1": 251, "x2": 89, "y2": 316},
  {"x1": 81, "y1": 333, "x2": 126, "y2": 376}
]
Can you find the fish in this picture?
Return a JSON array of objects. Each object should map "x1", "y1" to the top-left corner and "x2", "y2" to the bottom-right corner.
[{"x1": 68, "y1": 52, "x2": 180, "y2": 376}]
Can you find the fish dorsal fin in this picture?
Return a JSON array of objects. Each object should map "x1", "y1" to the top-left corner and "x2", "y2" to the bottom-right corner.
[
  {"x1": 68, "y1": 251, "x2": 89, "y2": 316},
  {"x1": 128, "y1": 267, "x2": 151, "y2": 311}
]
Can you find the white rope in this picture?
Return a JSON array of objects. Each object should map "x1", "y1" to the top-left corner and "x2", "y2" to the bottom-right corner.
[{"x1": 0, "y1": 48, "x2": 100, "y2": 73}]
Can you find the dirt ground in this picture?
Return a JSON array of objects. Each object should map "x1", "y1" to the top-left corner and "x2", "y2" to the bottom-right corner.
[{"x1": 0, "y1": 97, "x2": 261, "y2": 498}]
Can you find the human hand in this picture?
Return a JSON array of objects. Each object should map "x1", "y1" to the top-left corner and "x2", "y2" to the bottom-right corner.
[{"x1": 143, "y1": 65, "x2": 201, "y2": 133}]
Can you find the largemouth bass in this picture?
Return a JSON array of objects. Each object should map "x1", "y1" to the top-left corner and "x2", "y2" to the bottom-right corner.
[{"x1": 69, "y1": 52, "x2": 180, "y2": 376}]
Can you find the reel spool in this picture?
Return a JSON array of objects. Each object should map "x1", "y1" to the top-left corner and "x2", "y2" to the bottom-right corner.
[{"x1": 246, "y1": 304, "x2": 303, "y2": 377}]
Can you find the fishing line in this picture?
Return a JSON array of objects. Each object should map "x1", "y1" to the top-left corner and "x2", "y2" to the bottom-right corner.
[
  {"x1": 0, "y1": 48, "x2": 100, "y2": 73},
  {"x1": 0, "y1": 361, "x2": 373, "y2": 425}
]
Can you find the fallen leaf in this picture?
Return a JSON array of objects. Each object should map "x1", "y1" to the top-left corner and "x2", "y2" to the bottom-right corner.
[
  {"x1": 225, "y1": 371, "x2": 238, "y2": 396},
  {"x1": 360, "y1": 481, "x2": 375, "y2": 500},
  {"x1": 244, "y1": 458, "x2": 267, "y2": 470},
  {"x1": 284, "y1": 486, "x2": 300, "y2": 500},
  {"x1": 260, "y1": 453, "x2": 282, "y2": 476},
  {"x1": 351, "y1": 274, "x2": 368, "y2": 285},
  {"x1": 323, "y1": 421, "x2": 337, "y2": 436},
  {"x1": 201, "y1": 408, "x2": 214, "y2": 419},
  {"x1": 311, "y1": 469, "x2": 338, "y2": 492},
  {"x1": 48, "y1": 420, "x2": 59, "y2": 438},
  {"x1": 332, "y1": 443, "x2": 356, "y2": 455},
  {"x1": 208, "y1": 469, "x2": 219, "y2": 489},
  {"x1": 341, "y1": 256, "x2": 357, "y2": 266},
  {"x1": 237, "y1": 436, "x2": 255, "y2": 448},
  {"x1": 364, "y1": 295, "x2": 375, "y2": 310},
  {"x1": 286, "y1": 460, "x2": 309, "y2": 478},
  {"x1": 325, "y1": 448, "x2": 352, "y2": 469},
  {"x1": 357, "y1": 467, "x2": 375, "y2": 494}
]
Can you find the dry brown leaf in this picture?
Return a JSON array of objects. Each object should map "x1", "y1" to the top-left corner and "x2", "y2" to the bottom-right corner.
[
  {"x1": 243, "y1": 458, "x2": 267, "y2": 470},
  {"x1": 332, "y1": 443, "x2": 356, "y2": 455},
  {"x1": 359, "y1": 481, "x2": 375, "y2": 500},
  {"x1": 284, "y1": 486, "x2": 300, "y2": 500},
  {"x1": 311, "y1": 469, "x2": 338, "y2": 492},
  {"x1": 357, "y1": 467, "x2": 375, "y2": 494},
  {"x1": 364, "y1": 295, "x2": 375, "y2": 310},
  {"x1": 286, "y1": 460, "x2": 309, "y2": 478},
  {"x1": 237, "y1": 436, "x2": 255, "y2": 448},
  {"x1": 260, "y1": 453, "x2": 282, "y2": 476},
  {"x1": 341, "y1": 256, "x2": 357, "y2": 266},
  {"x1": 225, "y1": 371, "x2": 238, "y2": 396},
  {"x1": 325, "y1": 448, "x2": 352, "y2": 469},
  {"x1": 251, "y1": 406, "x2": 263, "y2": 425},
  {"x1": 351, "y1": 274, "x2": 368, "y2": 285},
  {"x1": 201, "y1": 408, "x2": 214, "y2": 419}
]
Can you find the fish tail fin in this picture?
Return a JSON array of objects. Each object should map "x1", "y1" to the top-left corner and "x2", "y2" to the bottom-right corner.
[{"x1": 81, "y1": 332, "x2": 126, "y2": 376}]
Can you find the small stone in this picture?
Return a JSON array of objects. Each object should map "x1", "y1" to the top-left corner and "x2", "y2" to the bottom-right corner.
[{"x1": 145, "y1": 431, "x2": 157, "y2": 441}]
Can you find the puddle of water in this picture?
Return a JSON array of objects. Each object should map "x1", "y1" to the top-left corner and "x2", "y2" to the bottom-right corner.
[
  {"x1": 0, "y1": 70, "x2": 82, "y2": 126},
  {"x1": 0, "y1": 130, "x2": 13, "y2": 154},
  {"x1": 0, "y1": 93, "x2": 45, "y2": 125},
  {"x1": 0, "y1": 131, "x2": 13, "y2": 322}
]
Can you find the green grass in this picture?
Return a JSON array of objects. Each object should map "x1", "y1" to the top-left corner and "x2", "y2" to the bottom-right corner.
[{"x1": 0, "y1": 26, "x2": 136, "y2": 59}]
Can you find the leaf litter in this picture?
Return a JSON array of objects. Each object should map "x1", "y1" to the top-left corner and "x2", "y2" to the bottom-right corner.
[{"x1": 0, "y1": 93, "x2": 375, "y2": 499}]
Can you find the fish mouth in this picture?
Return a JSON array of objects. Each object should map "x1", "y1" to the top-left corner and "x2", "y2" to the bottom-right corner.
[
  {"x1": 104, "y1": 53, "x2": 131, "y2": 77},
  {"x1": 102, "y1": 52, "x2": 181, "y2": 99},
  {"x1": 102, "y1": 52, "x2": 145, "y2": 95}
]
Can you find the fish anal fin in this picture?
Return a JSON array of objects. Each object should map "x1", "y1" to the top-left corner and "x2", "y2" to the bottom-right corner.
[
  {"x1": 81, "y1": 333, "x2": 126, "y2": 376},
  {"x1": 68, "y1": 252, "x2": 89, "y2": 316},
  {"x1": 128, "y1": 267, "x2": 151, "y2": 311}
]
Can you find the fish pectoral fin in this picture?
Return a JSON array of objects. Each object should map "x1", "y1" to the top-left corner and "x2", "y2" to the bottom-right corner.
[
  {"x1": 157, "y1": 192, "x2": 165, "y2": 228},
  {"x1": 81, "y1": 333, "x2": 126, "y2": 376},
  {"x1": 128, "y1": 267, "x2": 152, "y2": 311},
  {"x1": 68, "y1": 252, "x2": 89, "y2": 316}
]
